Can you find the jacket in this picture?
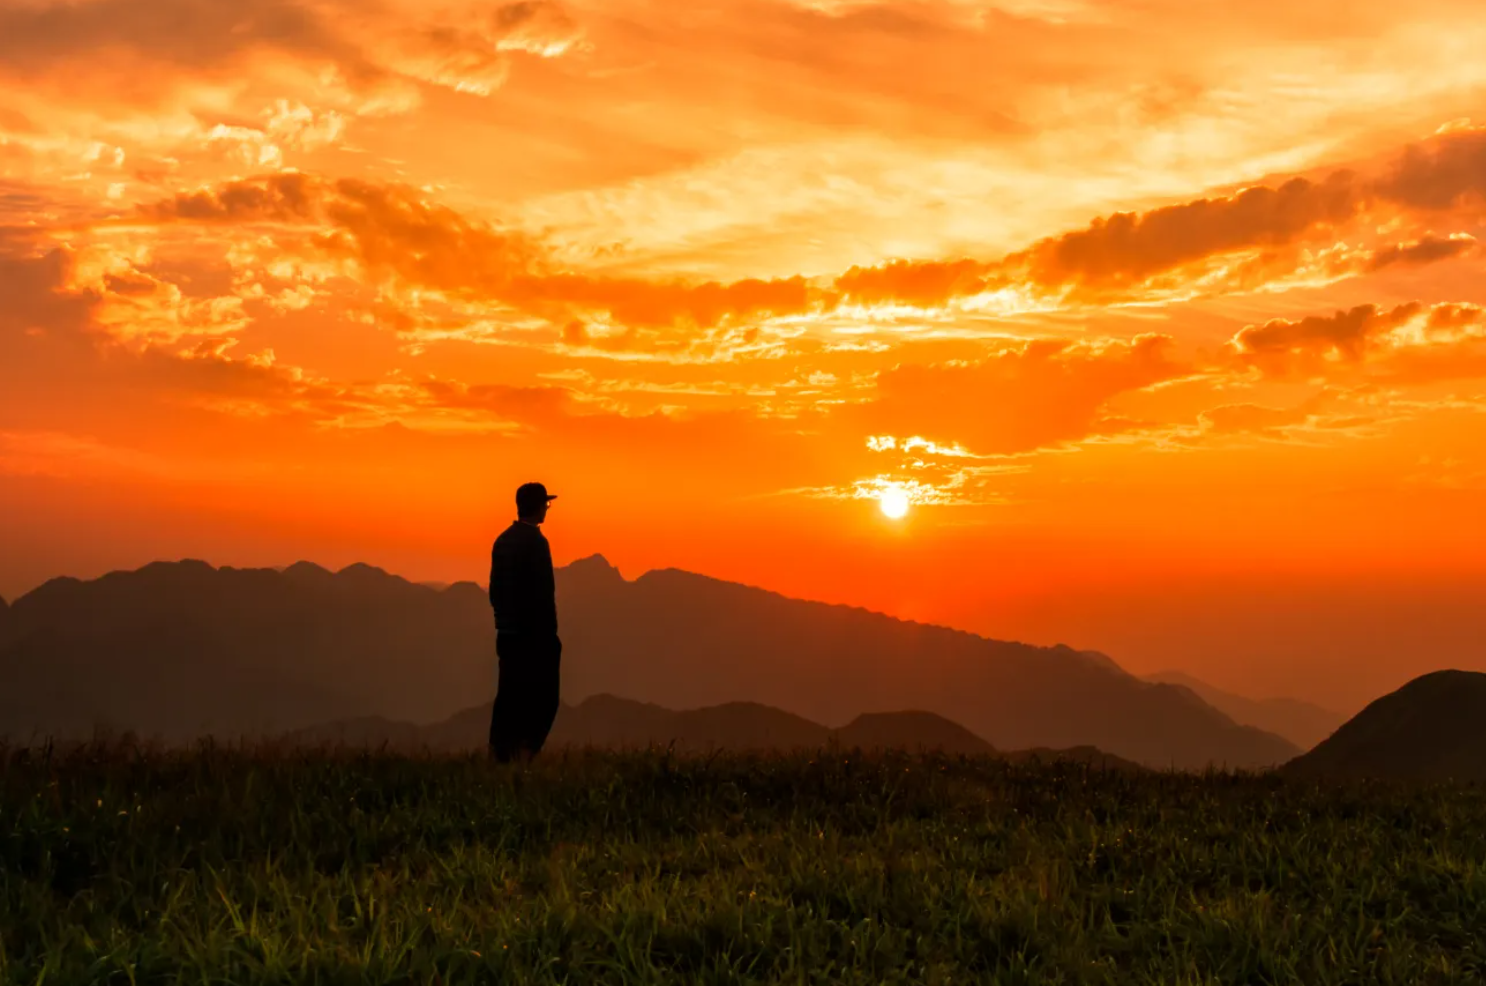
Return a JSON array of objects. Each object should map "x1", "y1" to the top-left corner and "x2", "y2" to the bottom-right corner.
[{"x1": 488, "y1": 521, "x2": 558, "y2": 635}]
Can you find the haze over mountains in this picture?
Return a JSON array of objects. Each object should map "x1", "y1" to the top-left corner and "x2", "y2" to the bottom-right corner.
[
  {"x1": 1142, "y1": 671, "x2": 1345, "y2": 750},
  {"x1": 0, "y1": 556, "x2": 1301, "y2": 768}
]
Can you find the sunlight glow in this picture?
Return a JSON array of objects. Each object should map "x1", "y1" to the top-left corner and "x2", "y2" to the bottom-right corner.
[{"x1": 879, "y1": 486, "x2": 910, "y2": 519}]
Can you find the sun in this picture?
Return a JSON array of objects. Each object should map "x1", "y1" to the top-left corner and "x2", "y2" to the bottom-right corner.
[{"x1": 879, "y1": 486, "x2": 910, "y2": 520}]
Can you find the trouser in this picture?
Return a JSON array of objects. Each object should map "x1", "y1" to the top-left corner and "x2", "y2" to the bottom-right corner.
[{"x1": 488, "y1": 633, "x2": 562, "y2": 763}]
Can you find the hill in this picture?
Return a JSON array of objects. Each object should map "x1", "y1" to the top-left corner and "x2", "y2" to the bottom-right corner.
[
  {"x1": 834, "y1": 710, "x2": 994, "y2": 755},
  {"x1": 0, "y1": 557, "x2": 1298, "y2": 768},
  {"x1": 286, "y1": 693, "x2": 1005, "y2": 757},
  {"x1": 1143, "y1": 670, "x2": 1345, "y2": 750},
  {"x1": 1282, "y1": 670, "x2": 1486, "y2": 781},
  {"x1": 289, "y1": 695, "x2": 1146, "y2": 767},
  {"x1": 0, "y1": 560, "x2": 492, "y2": 741}
]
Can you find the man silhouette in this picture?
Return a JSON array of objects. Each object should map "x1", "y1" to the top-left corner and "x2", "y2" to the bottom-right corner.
[{"x1": 487, "y1": 481, "x2": 562, "y2": 763}]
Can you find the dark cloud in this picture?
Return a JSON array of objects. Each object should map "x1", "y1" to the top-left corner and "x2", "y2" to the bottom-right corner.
[
  {"x1": 1020, "y1": 172, "x2": 1362, "y2": 292},
  {"x1": 0, "y1": 0, "x2": 382, "y2": 113},
  {"x1": 1227, "y1": 303, "x2": 1420, "y2": 379},
  {"x1": 141, "y1": 172, "x2": 323, "y2": 223},
  {"x1": 1364, "y1": 234, "x2": 1477, "y2": 272},
  {"x1": 0, "y1": 0, "x2": 345, "y2": 74},
  {"x1": 0, "y1": 234, "x2": 98, "y2": 342},
  {"x1": 1226, "y1": 300, "x2": 1486, "y2": 383},
  {"x1": 1376, "y1": 129, "x2": 1486, "y2": 210},
  {"x1": 835, "y1": 258, "x2": 991, "y2": 308},
  {"x1": 0, "y1": 0, "x2": 580, "y2": 107}
]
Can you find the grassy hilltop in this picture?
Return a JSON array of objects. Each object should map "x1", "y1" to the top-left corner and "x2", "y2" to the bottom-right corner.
[{"x1": 2, "y1": 745, "x2": 1484, "y2": 985}]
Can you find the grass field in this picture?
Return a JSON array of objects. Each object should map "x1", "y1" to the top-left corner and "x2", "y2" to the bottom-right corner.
[{"x1": 3, "y1": 744, "x2": 1485, "y2": 985}]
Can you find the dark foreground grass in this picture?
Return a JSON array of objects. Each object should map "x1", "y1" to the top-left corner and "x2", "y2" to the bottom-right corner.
[{"x1": 2, "y1": 745, "x2": 1485, "y2": 985}]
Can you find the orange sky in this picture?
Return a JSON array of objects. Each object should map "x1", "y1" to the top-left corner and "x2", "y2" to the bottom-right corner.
[{"x1": 4, "y1": 0, "x2": 1486, "y2": 712}]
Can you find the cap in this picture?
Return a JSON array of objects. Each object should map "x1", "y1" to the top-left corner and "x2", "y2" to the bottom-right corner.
[{"x1": 516, "y1": 482, "x2": 558, "y2": 513}]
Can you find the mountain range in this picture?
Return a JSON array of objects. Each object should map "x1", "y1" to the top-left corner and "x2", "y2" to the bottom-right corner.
[
  {"x1": 0, "y1": 556, "x2": 1300, "y2": 769},
  {"x1": 1142, "y1": 670, "x2": 1345, "y2": 750}
]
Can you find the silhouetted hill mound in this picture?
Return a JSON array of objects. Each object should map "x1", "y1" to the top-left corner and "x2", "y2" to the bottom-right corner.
[
  {"x1": 287, "y1": 694, "x2": 1142, "y2": 765},
  {"x1": 1282, "y1": 670, "x2": 1486, "y2": 781},
  {"x1": 1144, "y1": 671, "x2": 1345, "y2": 750},
  {"x1": 835, "y1": 711, "x2": 994, "y2": 754},
  {"x1": 289, "y1": 696, "x2": 828, "y2": 752},
  {"x1": 0, "y1": 557, "x2": 1298, "y2": 768}
]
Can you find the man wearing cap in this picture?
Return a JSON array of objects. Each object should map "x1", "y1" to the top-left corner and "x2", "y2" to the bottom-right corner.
[{"x1": 487, "y1": 482, "x2": 562, "y2": 763}]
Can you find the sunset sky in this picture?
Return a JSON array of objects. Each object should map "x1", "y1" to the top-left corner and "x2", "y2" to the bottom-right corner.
[{"x1": 4, "y1": 0, "x2": 1486, "y2": 711}]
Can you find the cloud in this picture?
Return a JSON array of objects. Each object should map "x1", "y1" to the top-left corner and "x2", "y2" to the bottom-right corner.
[
  {"x1": 1228, "y1": 303, "x2": 1418, "y2": 370},
  {"x1": 0, "y1": 234, "x2": 98, "y2": 342},
  {"x1": 834, "y1": 127, "x2": 1486, "y2": 312},
  {"x1": 137, "y1": 173, "x2": 828, "y2": 351},
  {"x1": 1018, "y1": 172, "x2": 1363, "y2": 294},
  {"x1": 1226, "y1": 301, "x2": 1486, "y2": 383},
  {"x1": 830, "y1": 170, "x2": 1371, "y2": 309},
  {"x1": 834, "y1": 258, "x2": 992, "y2": 308},
  {"x1": 533, "y1": 274, "x2": 819, "y2": 332},
  {"x1": 393, "y1": 1, "x2": 583, "y2": 96},
  {"x1": 142, "y1": 173, "x2": 332, "y2": 224},
  {"x1": 1376, "y1": 128, "x2": 1486, "y2": 210},
  {"x1": 1363, "y1": 233, "x2": 1477, "y2": 272},
  {"x1": 0, "y1": 0, "x2": 583, "y2": 108},
  {"x1": 415, "y1": 379, "x2": 582, "y2": 425},
  {"x1": 854, "y1": 333, "x2": 1188, "y2": 454},
  {"x1": 1197, "y1": 402, "x2": 1316, "y2": 435},
  {"x1": 0, "y1": 0, "x2": 349, "y2": 79},
  {"x1": 141, "y1": 172, "x2": 545, "y2": 292},
  {"x1": 100, "y1": 125, "x2": 1486, "y2": 356}
]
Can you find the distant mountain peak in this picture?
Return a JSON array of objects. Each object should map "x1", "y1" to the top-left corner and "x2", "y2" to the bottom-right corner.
[
  {"x1": 578, "y1": 692, "x2": 666, "y2": 712},
  {"x1": 1141, "y1": 669, "x2": 1345, "y2": 751},
  {"x1": 565, "y1": 553, "x2": 621, "y2": 573},
  {"x1": 1053, "y1": 646, "x2": 1126, "y2": 675},
  {"x1": 336, "y1": 562, "x2": 396, "y2": 581},
  {"x1": 282, "y1": 561, "x2": 334, "y2": 580},
  {"x1": 138, "y1": 559, "x2": 216, "y2": 577},
  {"x1": 560, "y1": 554, "x2": 627, "y2": 585}
]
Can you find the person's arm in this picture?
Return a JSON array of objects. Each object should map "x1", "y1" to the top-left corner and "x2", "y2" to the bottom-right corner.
[
  {"x1": 540, "y1": 535, "x2": 557, "y2": 633},
  {"x1": 505, "y1": 529, "x2": 542, "y2": 633},
  {"x1": 491, "y1": 533, "x2": 520, "y2": 628},
  {"x1": 489, "y1": 540, "x2": 500, "y2": 613}
]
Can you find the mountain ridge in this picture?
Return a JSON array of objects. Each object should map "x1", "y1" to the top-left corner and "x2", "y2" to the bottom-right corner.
[
  {"x1": 1142, "y1": 670, "x2": 1345, "y2": 750},
  {"x1": 0, "y1": 556, "x2": 1299, "y2": 769}
]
